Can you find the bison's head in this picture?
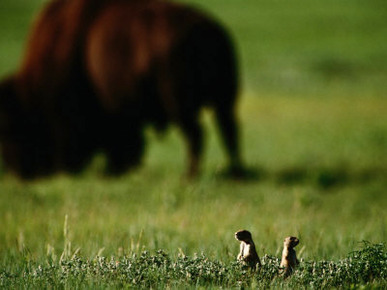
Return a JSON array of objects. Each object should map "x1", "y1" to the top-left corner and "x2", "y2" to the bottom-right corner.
[{"x1": 0, "y1": 77, "x2": 55, "y2": 178}]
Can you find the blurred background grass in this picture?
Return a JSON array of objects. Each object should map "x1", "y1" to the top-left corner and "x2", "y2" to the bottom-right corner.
[{"x1": 0, "y1": 0, "x2": 386, "y2": 265}]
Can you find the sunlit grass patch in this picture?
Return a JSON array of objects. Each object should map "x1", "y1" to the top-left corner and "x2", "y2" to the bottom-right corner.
[{"x1": 1, "y1": 242, "x2": 385, "y2": 288}]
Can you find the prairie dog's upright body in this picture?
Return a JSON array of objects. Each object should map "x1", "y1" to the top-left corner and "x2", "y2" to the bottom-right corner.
[
  {"x1": 235, "y1": 230, "x2": 261, "y2": 270},
  {"x1": 280, "y1": 236, "x2": 299, "y2": 277}
]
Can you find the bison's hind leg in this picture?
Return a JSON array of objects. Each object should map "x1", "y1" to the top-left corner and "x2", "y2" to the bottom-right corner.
[
  {"x1": 179, "y1": 113, "x2": 203, "y2": 178},
  {"x1": 184, "y1": 22, "x2": 246, "y2": 178},
  {"x1": 214, "y1": 107, "x2": 244, "y2": 175}
]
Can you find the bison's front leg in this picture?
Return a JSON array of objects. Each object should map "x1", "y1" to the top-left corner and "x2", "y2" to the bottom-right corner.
[
  {"x1": 180, "y1": 116, "x2": 203, "y2": 178},
  {"x1": 105, "y1": 131, "x2": 144, "y2": 175},
  {"x1": 103, "y1": 115, "x2": 145, "y2": 175}
]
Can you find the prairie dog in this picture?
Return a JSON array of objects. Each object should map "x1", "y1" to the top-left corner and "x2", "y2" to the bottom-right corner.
[
  {"x1": 235, "y1": 230, "x2": 261, "y2": 270},
  {"x1": 280, "y1": 236, "x2": 299, "y2": 277}
]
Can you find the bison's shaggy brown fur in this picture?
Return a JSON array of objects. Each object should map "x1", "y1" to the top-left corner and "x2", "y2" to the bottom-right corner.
[{"x1": 0, "y1": 0, "x2": 245, "y2": 179}]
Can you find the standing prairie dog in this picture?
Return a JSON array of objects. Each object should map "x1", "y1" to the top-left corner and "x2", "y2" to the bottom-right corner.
[
  {"x1": 235, "y1": 230, "x2": 262, "y2": 270},
  {"x1": 280, "y1": 236, "x2": 300, "y2": 277}
]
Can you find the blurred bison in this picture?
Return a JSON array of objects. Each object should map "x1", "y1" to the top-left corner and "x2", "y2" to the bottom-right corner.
[{"x1": 0, "y1": 0, "x2": 245, "y2": 179}]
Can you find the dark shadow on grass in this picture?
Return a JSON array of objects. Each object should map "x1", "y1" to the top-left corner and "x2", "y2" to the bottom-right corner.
[
  {"x1": 215, "y1": 166, "x2": 267, "y2": 182},
  {"x1": 276, "y1": 166, "x2": 351, "y2": 189},
  {"x1": 215, "y1": 165, "x2": 386, "y2": 189},
  {"x1": 276, "y1": 166, "x2": 386, "y2": 189}
]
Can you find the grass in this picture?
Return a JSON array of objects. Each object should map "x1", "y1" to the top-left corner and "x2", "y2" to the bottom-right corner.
[
  {"x1": 1, "y1": 241, "x2": 386, "y2": 288},
  {"x1": 0, "y1": 0, "x2": 386, "y2": 288},
  {"x1": 1, "y1": 94, "x2": 386, "y2": 287},
  {"x1": 182, "y1": 0, "x2": 387, "y2": 96}
]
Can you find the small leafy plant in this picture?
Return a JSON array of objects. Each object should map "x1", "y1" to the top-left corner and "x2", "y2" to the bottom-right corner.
[{"x1": 1, "y1": 242, "x2": 385, "y2": 288}]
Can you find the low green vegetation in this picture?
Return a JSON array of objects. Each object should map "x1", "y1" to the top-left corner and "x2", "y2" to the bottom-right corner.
[
  {"x1": 1, "y1": 241, "x2": 386, "y2": 288},
  {"x1": 0, "y1": 0, "x2": 386, "y2": 288}
]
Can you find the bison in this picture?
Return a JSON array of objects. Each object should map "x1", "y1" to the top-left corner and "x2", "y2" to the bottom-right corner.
[{"x1": 0, "y1": 0, "x2": 246, "y2": 179}]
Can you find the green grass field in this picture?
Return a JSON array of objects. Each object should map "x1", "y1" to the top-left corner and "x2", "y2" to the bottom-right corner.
[{"x1": 0, "y1": 0, "x2": 386, "y2": 288}]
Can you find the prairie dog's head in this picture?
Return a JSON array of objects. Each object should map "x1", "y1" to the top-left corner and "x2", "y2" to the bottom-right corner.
[
  {"x1": 283, "y1": 236, "x2": 299, "y2": 248},
  {"x1": 235, "y1": 230, "x2": 253, "y2": 242}
]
